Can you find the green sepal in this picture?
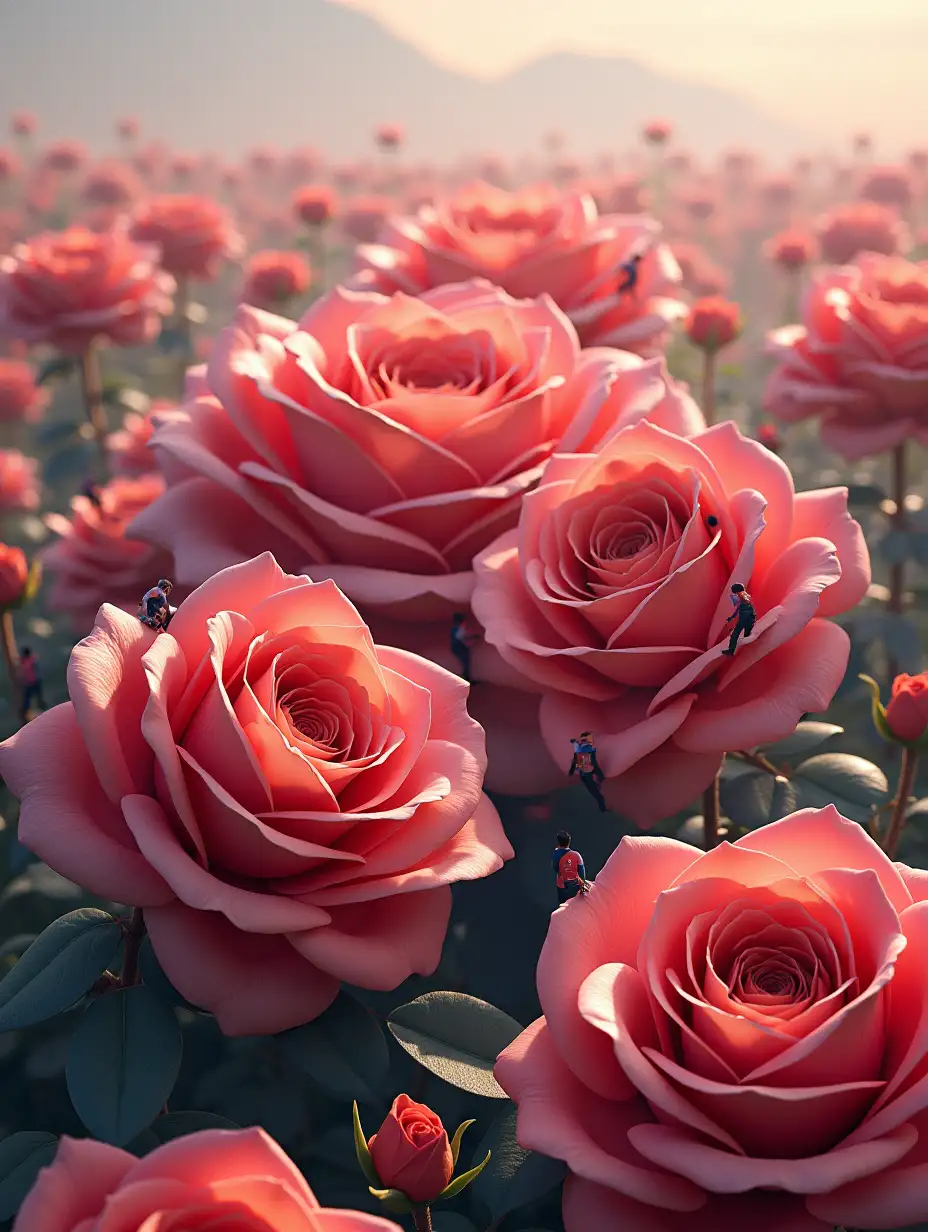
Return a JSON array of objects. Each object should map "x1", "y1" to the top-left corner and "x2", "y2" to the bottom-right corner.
[
  {"x1": 449, "y1": 1118, "x2": 474, "y2": 1167},
  {"x1": 860, "y1": 674, "x2": 913, "y2": 746},
  {"x1": 434, "y1": 1150, "x2": 492, "y2": 1202},
  {"x1": 368, "y1": 1187, "x2": 414, "y2": 1214},
  {"x1": 351, "y1": 1101, "x2": 382, "y2": 1188}
]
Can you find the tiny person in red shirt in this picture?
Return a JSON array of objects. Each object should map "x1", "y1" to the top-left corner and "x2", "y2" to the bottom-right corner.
[{"x1": 552, "y1": 830, "x2": 590, "y2": 907}]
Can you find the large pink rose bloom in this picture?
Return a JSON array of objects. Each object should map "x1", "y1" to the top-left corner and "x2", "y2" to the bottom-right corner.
[
  {"x1": 0, "y1": 223, "x2": 174, "y2": 353},
  {"x1": 0, "y1": 554, "x2": 512, "y2": 1035},
  {"x1": 765, "y1": 252, "x2": 928, "y2": 460},
  {"x1": 347, "y1": 183, "x2": 686, "y2": 353},
  {"x1": 497, "y1": 807, "x2": 928, "y2": 1231},
  {"x1": 15, "y1": 1127, "x2": 401, "y2": 1232},
  {"x1": 129, "y1": 280, "x2": 704, "y2": 624},
  {"x1": 472, "y1": 421, "x2": 870, "y2": 823}
]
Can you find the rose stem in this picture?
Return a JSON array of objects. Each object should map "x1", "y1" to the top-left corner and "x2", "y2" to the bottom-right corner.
[
  {"x1": 702, "y1": 771, "x2": 721, "y2": 850},
  {"x1": 78, "y1": 343, "x2": 110, "y2": 470},
  {"x1": 410, "y1": 1207, "x2": 433, "y2": 1232},
  {"x1": 0, "y1": 609, "x2": 21, "y2": 726},
  {"x1": 175, "y1": 277, "x2": 191, "y2": 395},
  {"x1": 888, "y1": 441, "x2": 907, "y2": 616},
  {"x1": 119, "y1": 908, "x2": 146, "y2": 987},
  {"x1": 883, "y1": 745, "x2": 918, "y2": 860},
  {"x1": 701, "y1": 349, "x2": 717, "y2": 427}
]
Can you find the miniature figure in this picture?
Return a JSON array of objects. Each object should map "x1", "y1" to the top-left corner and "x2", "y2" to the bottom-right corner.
[
  {"x1": 568, "y1": 731, "x2": 608, "y2": 812},
  {"x1": 18, "y1": 646, "x2": 46, "y2": 723},
  {"x1": 722, "y1": 583, "x2": 756, "y2": 655},
  {"x1": 617, "y1": 252, "x2": 643, "y2": 296},
  {"x1": 552, "y1": 830, "x2": 590, "y2": 905},
  {"x1": 138, "y1": 578, "x2": 176, "y2": 631},
  {"x1": 450, "y1": 612, "x2": 479, "y2": 682},
  {"x1": 79, "y1": 479, "x2": 102, "y2": 508}
]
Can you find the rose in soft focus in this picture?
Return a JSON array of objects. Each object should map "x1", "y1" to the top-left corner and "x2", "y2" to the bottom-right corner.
[
  {"x1": 497, "y1": 807, "x2": 928, "y2": 1230},
  {"x1": 685, "y1": 296, "x2": 741, "y2": 351},
  {"x1": 0, "y1": 358, "x2": 47, "y2": 423},
  {"x1": 0, "y1": 544, "x2": 27, "y2": 608},
  {"x1": 643, "y1": 118, "x2": 673, "y2": 146},
  {"x1": 472, "y1": 420, "x2": 869, "y2": 822},
  {"x1": 130, "y1": 194, "x2": 243, "y2": 281},
  {"x1": 14, "y1": 1128, "x2": 401, "y2": 1232},
  {"x1": 293, "y1": 185, "x2": 337, "y2": 228},
  {"x1": 347, "y1": 183, "x2": 685, "y2": 354},
  {"x1": 129, "y1": 281, "x2": 705, "y2": 626},
  {"x1": 885, "y1": 671, "x2": 928, "y2": 743},
  {"x1": 369, "y1": 1095, "x2": 454, "y2": 1203},
  {"x1": 860, "y1": 165, "x2": 914, "y2": 212},
  {"x1": 106, "y1": 400, "x2": 174, "y2": 476},
  {"x1": 342, "y1": 196, "x2": 393, "y2": 244},
  {"x1": 764, "y1": 228, "x2": 818, "y2": 273},
  {"x1": 815, "y1": 201, "x2": 911, "y2": 265},
  {"x1": 42, "y1": 474, "x2": 178, "y2": 629},
  {"x1": 0, "y1": 554, "x2": 512, "y2": 1034},
  {"x1": 765, "y1": 252, "x2": 928, "y2": 459},
  {"x1": 0, "y1": 448, "x2": 40, "y2": 511},
  {"x1": 242, "y1": 249, "x2": 311, "y2": 309},
  {"x1": 0, "y1": 224, "x2": 174, "y2": 353}
]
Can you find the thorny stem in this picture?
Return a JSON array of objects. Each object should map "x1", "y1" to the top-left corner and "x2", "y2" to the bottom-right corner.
[
  {"x1": 119, "y1": 908, "x2": 146, "y2": 988},
  {"x1": 79, "y1": 344, "x2": 110, "y2": 470},
  {"x1": 0, "y1": 610, "x2": 21, "y2": 726},
  {"x1": 701, "y1": 349, "x2": 717, "y2": 427},
  {"x1": 734, "y1": 749, "x2": 787, "y2": 777},
  {"x1": 883, "y1": 746, "x2": 918, "y2": 860},
  {"x1": 410, "y1": 1207, "x2": 432, "y2": 1232},
  {"x1": 702, "y1": 770, "x2": 721, "y2": 850}
]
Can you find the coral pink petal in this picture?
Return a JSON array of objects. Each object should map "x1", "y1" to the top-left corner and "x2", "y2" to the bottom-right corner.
[
  {"x1": 561, "y1": 1176, "x2": 829, "y2": 1232},
  {"x1": 66, "y1": 604, "x2": 158, "y2": 801},
  {"x1": 312, "y1": 1212, "x2": 409, "y2": 1232},
  {"x1": 788, "y1": 488, "x2": 871, "y2": 617},
  {"x1": 13, "y1": 1137, "x2": 134, "y2": 1232},
  {"x1": 288, "y1": 886, "x2": 451, "y2": 988},
  {"x1": 303, "y1": 563, "x2": 473, "y2": 621},
  {"x1": 494, "y1": 1018, "x2": 705, "y2": 1211},
  {"x1": 143, "y1": 902, "x2": 339, "y2": 1035},
  {"x1": 0, "y1": 706, "x2": 174, "y2": 907},
  {"x1": 601, "y1": 742, "x2": 723, "y2": 827},
  {"x1": 536, "y1": 836, "x2": 698, "y2": 1098}
]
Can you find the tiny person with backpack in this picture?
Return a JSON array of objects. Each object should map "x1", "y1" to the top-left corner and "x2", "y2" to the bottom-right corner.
[
  {"x1": 568, "y1": 731, "x2": 608, "y2": 813},
  {"x1": 723, "y1": 583, "x2": 756, "y2": 656}
]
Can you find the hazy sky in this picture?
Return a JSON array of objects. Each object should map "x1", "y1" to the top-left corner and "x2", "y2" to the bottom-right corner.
[{"x1": 338, "y1": 0, "x2": 928, "y2": 145}]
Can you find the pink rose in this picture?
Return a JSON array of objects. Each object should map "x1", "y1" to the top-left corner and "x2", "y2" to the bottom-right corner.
[
  {"x1": 14, "y1": 1128, "x2": 401, "y2": 1232},
  {"x1": 106, "y1": 401, "x2": 175, "y2": 476},
  {"x1": 0, "y1": 447, "x2": 39, "y2": 512},
  {"x1": 814, "y1": 202, "x2": 910, "y2": 266},
  {"x1": 0, "y1": 358, "x2": 47, "y2": 423},
  {"x1": 129, "y1": 282, "x2": 703, "y2": 625},
  {"x1": 42, "y1": 474, "x2": 177, "y2": 630},
  {"x1": 496, "y1": 807, "x2": 928, "y2": 1231},
  {"x1": 347, "y1": 183, "x2": 686, "y2": 353},
  {"x1": 765, "y1": 253, "x2": 928, "y2": 459},
  {"x1": 130, "y1": 194, "x2": 243, "y2": 281},
  {"x1": 471, "y1": 421, "x2": 870, "y2": 823},
  {"x1": 0, "y1": 554, "x2": 512, "y2": 1035},
  {"x1": 0, "y1": 223, "x2": 174, "y2": 354}
]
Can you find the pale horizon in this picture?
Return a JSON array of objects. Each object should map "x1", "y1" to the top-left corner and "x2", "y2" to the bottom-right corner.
[{"x1": 337, "y1": 0, "x2": 928, "y2": 149}]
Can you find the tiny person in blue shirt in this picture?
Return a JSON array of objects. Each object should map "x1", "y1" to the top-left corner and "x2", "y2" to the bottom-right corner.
[
  {"x1": 552, "y1": 830, "x2": 589, "y2": 906},
  {"x1": 722, "y1": 583, "x2": 756, "y2": 656},
  {"x1": 450, "y1": 612, "x2": 479, "y2": 681},
  {"x1": 568, "y1": 731, "x2": 608, "y2": 812}
]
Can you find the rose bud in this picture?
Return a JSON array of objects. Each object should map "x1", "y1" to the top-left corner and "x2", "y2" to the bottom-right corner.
[
  {"x1": 861, "y1": 671, "x2": 928, "y2": 747},
  {"x1": 353, "y1": 1098, "x2": 490, "y2": 1214},
  {"x1": 0, "y1": 544, "x2": 28, "y2": 609},
  {"x1": 685, "y1": 295, "x2": 742, "y2": 352}
]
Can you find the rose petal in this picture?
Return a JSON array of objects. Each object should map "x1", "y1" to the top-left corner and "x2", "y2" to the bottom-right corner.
[{"x1": 13, "y1": 1137, "x2": 135, "y2": 1232}]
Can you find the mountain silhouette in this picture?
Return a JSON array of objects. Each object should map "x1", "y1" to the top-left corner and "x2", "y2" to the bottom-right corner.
[{"x1": 0, "y1": 0, "x2": 809, "y2": 161}]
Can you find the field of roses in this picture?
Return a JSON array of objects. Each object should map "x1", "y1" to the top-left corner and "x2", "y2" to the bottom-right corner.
[{"x1": 0, "y1": 114, "x2": 925, "y2": 1232}]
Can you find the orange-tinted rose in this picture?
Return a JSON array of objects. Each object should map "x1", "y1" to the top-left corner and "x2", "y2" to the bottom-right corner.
[
  {"x1": 764, "y1": 228, "x2": 818, "y2": 272},
  {"x1": 130, "y1": 194, "x2": 242, "y2": 281},
  {"x1": 0, "y1": 544, "x2": 27, "y2": 608},
  {"x1": 368, "y1": 1095, "x2": 454, "y2": 1203},
  {"x1": 815, "y1": 201, "x2": 910, "y2": 265},
  {"x1": 685, "y1": 296, "x2": 741, "y2": 351},
  {"x1": 242, "y1": 249, "x2": 311, "y2": 308},
  {"x1": 293, "y1": 185, "x2": 337, "y2": 228},
  {"x1": 0, "y1": 359, "x2": 47, "y2": 423},
  {"x1": 885, "y1": 671, "x2": 928, "y2": 743}
]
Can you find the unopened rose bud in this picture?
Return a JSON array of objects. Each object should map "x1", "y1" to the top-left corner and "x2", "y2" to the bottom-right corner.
[
  {"x1": 368, "y1": 1095, "x2": 453, "y2": 1204},
  {"x1": 0, "y1": 544, "x2": 29, "y2": 609},
  {"x1": 861, "y1": 672, "x2": 928, "y2": 748},
  {"x1": 686, "y1": 296, "x2": 742, "y2": 352}
]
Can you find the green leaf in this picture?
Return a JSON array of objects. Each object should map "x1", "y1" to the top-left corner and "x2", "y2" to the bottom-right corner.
[
  {"x1": 792, "y1": 753, "x2": 890, "y2": 823},
  {"x1": 368, "y1": 1187, "x2": 414, "y2": 1215},
  {"x1": 388, "y1": 993, "x2": 522, "y2": 1099},
  {"x1": 66, "y1": 984, "x2": 183, "y2": 1145},
  {"x1": 760, "y1": 722, "x2": 844, "y2": 758},
  {"x1": 467, "y1": 1106, "x2": 566, "y2": 1219},
  {"x1": 436, "y1": 1150, "x2": 491, "y2": 1201},
  {"x1": 138, "y1": 936, "x2": 204, "y2": 1013},
  {"x1": 276, "y1": 990, "x2": 389, "y2": 1103},
  {"x1": 450, "y1": 1118, "x2": 475, "y2": 1167},
  {"x1": 846, "y1": 483, "x2": 887, "y2": 507},
  {"x1": 352, "y1": 1101, "x2": 381, "y2": 1188},
  {"x1": 0, "y1": 908, "x2": 122, "y2": 1031},
  {"x1": 0, "y1": 1132, "x2": 58, "y2": 1221},
  {"x1": 720, "y1": 770, "x2": 797, "y2": 830},
  {"x1": 149, "y1": 1112, "x2": 240, "y2": 1143},
  {"x1": 35, "y1": 356, "x2": 78, "y2": 385}
]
